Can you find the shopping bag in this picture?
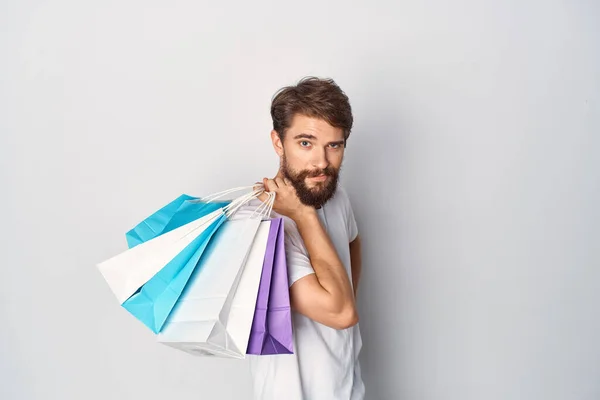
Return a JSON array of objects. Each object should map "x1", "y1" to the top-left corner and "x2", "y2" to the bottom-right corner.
[
  {"x1": 247, "y1": 218, "x2": 293, "y2": 355},
  {"x1": 98, "y1": 186, "x2": 264, "y2": 334},
  {"x1": 158, "y1": 196, "x2": 275, "y2": 358},
  {"x1": 98, "y1": 208, "x2": 225, "y2": 304},
  {"x1": 121, "y1": 213, "x2": 226, "y2": 333},
  {"x1": 125, "y1": 194, "x2": 229, "y2": 248},
  {"x1": 218, "y1": 219, "x2": 271, "y2": 357}
]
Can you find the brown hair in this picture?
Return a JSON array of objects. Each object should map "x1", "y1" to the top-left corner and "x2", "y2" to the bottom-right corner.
[{"x1": 270, "y1": 76, "x2": 353, "y2": 145}]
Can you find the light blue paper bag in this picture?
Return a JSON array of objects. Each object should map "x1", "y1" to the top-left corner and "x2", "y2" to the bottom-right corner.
[
  {"x1": 98, "y1": 186, "x2": 264, "y2": 334},
  {"x1": 125, "y1": 195, "x2": 229, "y2": 248},
  {"x1": 122, "y1": 213, "x2": 227, "y2": 333}
]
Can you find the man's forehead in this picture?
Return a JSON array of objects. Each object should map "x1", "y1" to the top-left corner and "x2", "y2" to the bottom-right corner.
[{"x1": 288, "y1": 114, "x2": 344, "y2": 140}]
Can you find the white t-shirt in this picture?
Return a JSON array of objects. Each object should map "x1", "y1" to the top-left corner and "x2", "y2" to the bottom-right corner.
[{"x1": 243, "y1": 186, "x2": 365, "y2": 400}]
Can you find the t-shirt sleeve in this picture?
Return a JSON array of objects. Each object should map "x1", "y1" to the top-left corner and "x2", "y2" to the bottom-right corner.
[
  {"x1": 283, "y1": 219, "x2": 315, "y2": 287},
  {"x1": 343, "y1": 188, "x2": 359, "y2": 242}
]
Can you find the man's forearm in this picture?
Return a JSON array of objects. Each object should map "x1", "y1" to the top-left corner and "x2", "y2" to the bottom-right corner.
[
  {"x1": 350, "y1": 236, "x2": 362, "y2": 298},
  {"x1": 293, "y1": 209, "x2": 355, "y2": 310}
]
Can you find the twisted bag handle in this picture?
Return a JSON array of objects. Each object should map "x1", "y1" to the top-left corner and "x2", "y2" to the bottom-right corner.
[
  {"x1": 226, "y1": 189, "x2": 275, "y2": 220},
  {"x1": 199, "y1": 185, "x2": 259, "y2": 203},
  {"x1": 187, "y1": 183, "x2": 273, "y2": 220},
  {"x1": 244, "y1": 191, "x2": 275, "y2": 220}
]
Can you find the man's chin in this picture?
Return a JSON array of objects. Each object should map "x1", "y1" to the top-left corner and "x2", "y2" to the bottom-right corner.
[
  {"x1": 305, "y1": 178, "x2": 330, "y2": 188},
  {"x1": 304, "y1": 182, "x2": 337, "y2": 196}
]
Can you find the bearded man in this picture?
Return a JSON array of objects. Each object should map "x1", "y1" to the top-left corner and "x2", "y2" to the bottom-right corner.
[{"x1": 248, "y1": 77, "x2": 365, "y2": 400}]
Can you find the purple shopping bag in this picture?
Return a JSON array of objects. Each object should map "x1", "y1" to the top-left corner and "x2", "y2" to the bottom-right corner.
[{"x1": 246, "y1": 218, "x2": 294, "y2": 355}]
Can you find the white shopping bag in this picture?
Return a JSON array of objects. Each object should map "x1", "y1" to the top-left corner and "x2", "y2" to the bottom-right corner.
[
  {"x1": 221, "y1": 220, "x2": 272, "y2": 357},
  {"x1": 157, "y1": 218, "x2": 272, "y2": 358},
  {"x1": 97, "y1": 208, "x2": 224, "y2": 304}
]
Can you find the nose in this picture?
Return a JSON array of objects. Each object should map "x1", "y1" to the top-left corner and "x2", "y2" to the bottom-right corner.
[{"x1": 311, "y1": 147, "x2": 329, "y2": 170}]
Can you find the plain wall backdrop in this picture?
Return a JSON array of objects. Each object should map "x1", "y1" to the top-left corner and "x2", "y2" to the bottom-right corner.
[{"x1": 1, "y1": 1, "x2": 599, "y2": 399}]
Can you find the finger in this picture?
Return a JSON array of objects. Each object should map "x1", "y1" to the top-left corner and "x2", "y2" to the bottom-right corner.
[
  {"x1": 253, "y1": 181, "x2": 263, "y2": 192},
  {"x1": 263, "y1": 177, "x2": 279, "y2": 192},
  {"x1": 262, "y1": 178, "x2": 270, "y2": 192},
  {"x1": 257, "y1": 191, "x2": 270, "y2": 203},
  {"x1": 275, "y1": 176, "x2": 286, "y2": 188},
  {"x1": 269, "y1": 178, "x2": 280, "y2": 189}
]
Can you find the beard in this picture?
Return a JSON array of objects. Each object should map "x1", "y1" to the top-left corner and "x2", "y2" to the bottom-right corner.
[{"x1": 280, "y1": 154, "x2": 340, "y2": 208}]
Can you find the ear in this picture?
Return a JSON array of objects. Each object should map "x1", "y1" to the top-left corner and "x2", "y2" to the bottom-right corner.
[{"x1": 271, "y1": 129, "x2": 284, "y2": 157}]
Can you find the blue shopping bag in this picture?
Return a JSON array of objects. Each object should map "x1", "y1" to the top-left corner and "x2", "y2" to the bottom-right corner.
[
  {"x1": 126, "y1": 195, "x2": 230, "y2": 248},
  {"x1": 122, "y1": 212, "x2": 227, "y2": 333},
  {"x1": 98, "y1": 186, "x2": 263, "y2": 334}
]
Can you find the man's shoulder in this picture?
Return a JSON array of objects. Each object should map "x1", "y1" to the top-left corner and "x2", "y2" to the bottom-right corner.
[
  {"x1": 326, "y1": 184, "x2": 353, "y2": 211},
  {"x1": 333, "y1": 184, "x2": 348, "y2": 198}
]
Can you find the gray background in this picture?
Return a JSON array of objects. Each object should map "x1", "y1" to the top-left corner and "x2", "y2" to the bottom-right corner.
[{"x1": 1, "y1": 1, "x2": 599, "y2": 399}]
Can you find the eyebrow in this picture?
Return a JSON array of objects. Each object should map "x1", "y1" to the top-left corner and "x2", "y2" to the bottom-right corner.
[
  {"x1": 293, "y1": 134, "x2": 317, "y2": 140},
  {"x1": 293, "y1": 133, "x2": 345, "y2": 146}
]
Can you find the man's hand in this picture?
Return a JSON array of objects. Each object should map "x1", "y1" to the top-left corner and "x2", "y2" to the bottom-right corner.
[{"x1": 258, "y1": 176, "x2": 312, "y2": 222}]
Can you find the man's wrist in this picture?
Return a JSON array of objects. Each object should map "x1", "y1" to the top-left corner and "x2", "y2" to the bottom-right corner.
[{"x1": 291, "y1": 206, "x2": 317, "y2": 223}]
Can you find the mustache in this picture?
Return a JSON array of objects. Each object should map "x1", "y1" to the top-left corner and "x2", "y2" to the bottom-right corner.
[{"x1": 301, "y1": 167, "x2": 336, "y2": 178}]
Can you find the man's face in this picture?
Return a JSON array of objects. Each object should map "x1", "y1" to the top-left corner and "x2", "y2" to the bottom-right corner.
[{"x1": 272, "y1": 114, "x2": 345, "y2": 208}]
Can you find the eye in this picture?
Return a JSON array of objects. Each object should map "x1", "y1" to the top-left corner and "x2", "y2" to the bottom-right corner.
[
  {"x1": 329, "y1": 143, "x2": 342, "y2": 149},
  {"x1": 300, "y1": 141, "x2": 311, "y2": 147}
]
